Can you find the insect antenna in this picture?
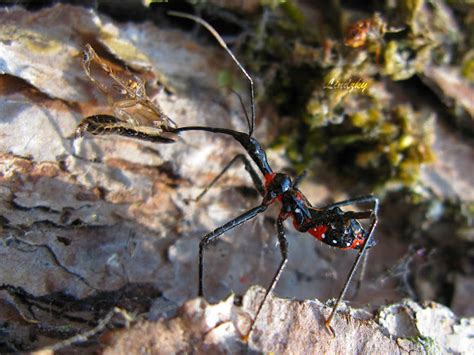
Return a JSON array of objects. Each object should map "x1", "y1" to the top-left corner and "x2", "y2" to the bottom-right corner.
[
  {"x1": 293, "y1": 170, "x2": 307, "y2": 189},
  {"x1": 229, "y1": 88, "x2": 252, "y2": 136},
  {"x1": 168, "y1": 11, "x2": 256, "y2": 137}
]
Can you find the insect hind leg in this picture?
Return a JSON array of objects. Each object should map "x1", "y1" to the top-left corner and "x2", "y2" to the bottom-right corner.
[
  {"x1": 324, "y1": 196, "x2": 379, "y2": 335},
  {"x1": 321, "y1": 195, "x2": 378, "y2": 211}
]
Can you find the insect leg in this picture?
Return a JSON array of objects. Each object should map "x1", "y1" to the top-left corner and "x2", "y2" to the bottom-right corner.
[
  {"x1": 324, "y1": 198, "x2": 379, "y2": 335},
  {"x1": 199, "y1": 204, "x2": 267, "y2": 297},
  {"x1": 243, "y1": 217, "x2": 288, "y2": 341},
  {"x1": 322, "y1": 196, "x2": 379, "y2": 298},
  {"x1": 193, "y1": 153, "x2": 264, "y2": 202},
  {"x1": 352, "y1": 250, "x2": 369, "y2": 298},
  {"x1": 321, "y1": 195, "x2": 378, "y2": 210}
]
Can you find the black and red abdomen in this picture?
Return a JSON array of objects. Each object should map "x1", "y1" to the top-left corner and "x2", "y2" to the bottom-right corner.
[
  {"x1": 307, "y1": 223, "x2": 364, "y2": 249},
  {"x1": 295, "y1": 207, "x2": 368, "y2": 250}
]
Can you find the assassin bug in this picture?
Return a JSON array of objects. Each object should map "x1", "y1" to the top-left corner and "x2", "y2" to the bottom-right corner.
[
  {"x1": 77, "y1": 12, "x2": 379, "y2": 339},
  {"x1": 166, "y1": 12, "x2": 379, "y2": 339}
]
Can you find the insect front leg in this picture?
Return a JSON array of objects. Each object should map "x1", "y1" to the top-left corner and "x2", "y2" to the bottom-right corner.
[
  {"x1": 198, "y1": 204, "x2": 267, "y2": 297},
  {"x1": 193, "y1": 153, "x2": 264, "y2": 202}
]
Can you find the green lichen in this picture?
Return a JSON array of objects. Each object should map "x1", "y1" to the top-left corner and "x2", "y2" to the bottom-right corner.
[
  {"x1": 400, "y1": 0, "x2": 424, "y2": 25},
  {"x1": 1, "y1": 25, "x2": 63, "y2": 54},
  {"x1": 260, "y1": 0, "x2": 287, "y2": 11},
  {"x1": 461, "y1": 51, "x2": 474, "y2": 81},
  {"x1": 405, "y1": 336, "x2": 441, "y2": 355},
  {"x1": 196, "y1": 0, "x2": 468, "y2": 188},
  {"x1": 296, "y1": 103, "x2": 435, "y2": 186},
  {"x1": 246, "y1": 1, "x2": 468, "y2": 187}
]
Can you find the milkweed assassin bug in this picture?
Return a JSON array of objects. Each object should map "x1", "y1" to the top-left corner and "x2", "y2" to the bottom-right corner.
[
  {"x1": 76, "y1": 11, "x2": 380, "y2": 340},
  {"x1": 167, "y1": 12, "x2": 379, "y2": 339}
]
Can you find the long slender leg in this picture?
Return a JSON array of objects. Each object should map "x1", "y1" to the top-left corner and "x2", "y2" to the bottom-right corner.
[
  {"x1": 352, "y1": 251, "x2": 369, "y2": 298},
  {"x1": 193, "y1": 153, "x2": 264, "y2": 202},
  {"x1": 199, "y1": 204, "x2": 267, "y2": 297},
  {"x1": 324, "y1": 198, "x2": 379, "y2": 335},
  {"x1": 328, "y1": 196, "x2": 378, "y2": 297},
  {"x1": 321, "y1": 195, "x2": 378, "y2": 210},
  {"x1": 243, "y1": 217, "x2": 288, "y2": 341}
]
